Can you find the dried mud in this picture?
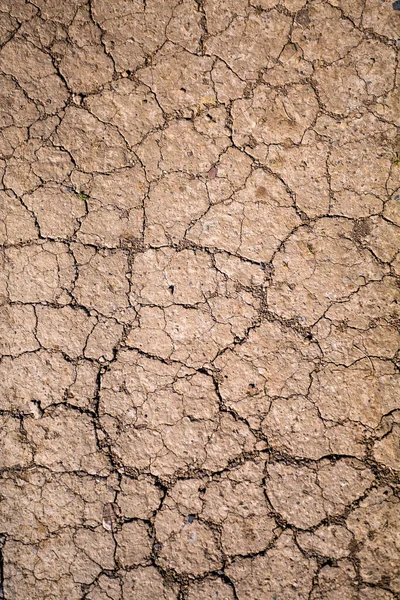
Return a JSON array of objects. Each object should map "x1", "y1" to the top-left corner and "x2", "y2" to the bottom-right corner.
[{"x1": 0, "y1": 0, "x2": 400, "y2": 598}]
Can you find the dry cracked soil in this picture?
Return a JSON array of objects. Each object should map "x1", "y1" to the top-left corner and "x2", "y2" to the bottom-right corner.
[{"x1": 0, "y1": 0, "x2": 400, "y2": 598}]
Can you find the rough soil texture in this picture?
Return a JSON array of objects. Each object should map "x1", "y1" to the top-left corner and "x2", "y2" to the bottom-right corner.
[{"x1": 0, "y1": 0, "x2": 400, "y2": 598}]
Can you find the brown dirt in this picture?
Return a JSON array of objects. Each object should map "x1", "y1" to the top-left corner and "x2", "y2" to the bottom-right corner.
[{"x1": 0, "y1": 0, "x2": 400, "y2": 599}]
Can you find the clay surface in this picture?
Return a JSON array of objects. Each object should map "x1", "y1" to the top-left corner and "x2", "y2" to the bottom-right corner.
[{"x1": 0, "y1": 0, "x2": 399, "y2": 598}]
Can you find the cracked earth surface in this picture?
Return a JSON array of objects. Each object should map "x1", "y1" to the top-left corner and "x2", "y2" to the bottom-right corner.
[{"x1": 0, "y1": 0, "x2": 400, "y2": 598}]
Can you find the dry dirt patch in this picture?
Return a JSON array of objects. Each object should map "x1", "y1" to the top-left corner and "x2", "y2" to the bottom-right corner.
[{"x1": 0, "y1": 0, "x2": 399, "y2": 598}]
